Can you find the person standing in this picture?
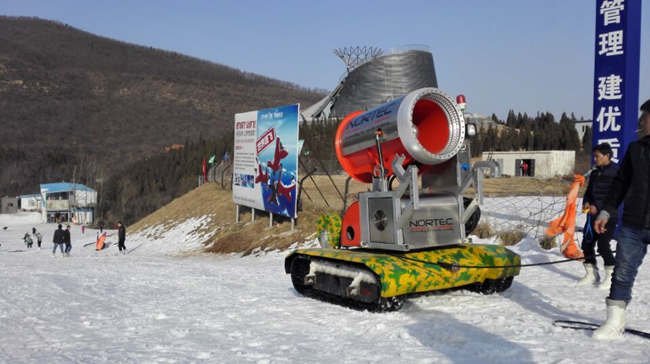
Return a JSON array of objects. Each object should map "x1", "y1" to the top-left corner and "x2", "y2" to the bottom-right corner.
[
  {"x1": 63, "y1": 225, "x2": 72, "y2": 256},
  {"x1": 52, "y1": 224, "x2": 65, "y2": 256},
  {"x1": 32, "y1": 227, "x2": 42, "y2": 249},
  {"x1": 117, "y1": 221, "x2": 127, "y2": 254},
  {"x1": 522, "y1": 161, "x2": 529, "y2": 176},
  {"x1": 593, "y1": 99, "x2": 650, "y2": 340},
  {"x1": 578, "y1": 143, "x2": 618, "y2": 289}
]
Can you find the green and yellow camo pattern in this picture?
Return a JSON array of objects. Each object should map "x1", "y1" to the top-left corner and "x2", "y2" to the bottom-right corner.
[
  {"x1": 288, "y1": 245, "x2": 520, "y2": 298},
  {"x1": 316, "y1": 213, "x2": 342, "y2": 248}
]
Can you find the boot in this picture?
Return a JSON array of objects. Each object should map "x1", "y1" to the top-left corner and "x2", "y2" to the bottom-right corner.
[
  {"x1": 598, "y1": 266, "x2": 614, "y2": 290},
  {"x1": 593, "y1": 299, "x2": 626, "y2": 340},
  {"x1": 577, "y1": 263, "x2": 599, "y2": 286}
]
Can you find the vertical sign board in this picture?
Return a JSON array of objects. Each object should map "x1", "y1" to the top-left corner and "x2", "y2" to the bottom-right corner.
[
  {"x1": 592, "y1": 0, "x2": 642, "y2": 163},
  {"x1": 233, "y1": 104, "x2": 300, "y2": 218}
]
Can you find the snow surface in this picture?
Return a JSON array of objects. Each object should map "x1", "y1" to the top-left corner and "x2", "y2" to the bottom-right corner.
[{"x1": 1, "y1": 197, "x2": 649, "y2": 363}]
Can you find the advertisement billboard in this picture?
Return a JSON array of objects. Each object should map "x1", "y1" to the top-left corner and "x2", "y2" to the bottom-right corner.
[{"x1": 233, "y1": 104, "x2": 300, "y2": 218}]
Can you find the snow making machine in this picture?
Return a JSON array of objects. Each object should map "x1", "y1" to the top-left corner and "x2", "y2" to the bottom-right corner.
[{"x1": 285, "y1": 88, "x2": 520, "y2": 311}]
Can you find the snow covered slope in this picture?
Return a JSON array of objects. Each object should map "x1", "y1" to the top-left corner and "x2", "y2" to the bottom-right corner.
[{"x1": 1, "y1": 197, "x2": 649, "y2": 363}]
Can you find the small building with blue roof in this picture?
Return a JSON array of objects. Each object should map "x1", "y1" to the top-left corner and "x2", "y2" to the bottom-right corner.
[{"x1": 40, "y1": 182, "x2": 97, "y2": 224}]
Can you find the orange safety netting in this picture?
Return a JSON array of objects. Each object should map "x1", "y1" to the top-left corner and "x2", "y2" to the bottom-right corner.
[{"x1": 545, "y1": 174, "x2": 585, "y2": 260}]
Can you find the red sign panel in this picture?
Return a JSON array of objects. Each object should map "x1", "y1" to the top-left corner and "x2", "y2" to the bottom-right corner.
[{"x1": 256, "y1": 128, "x2": 275, "y2": 154}]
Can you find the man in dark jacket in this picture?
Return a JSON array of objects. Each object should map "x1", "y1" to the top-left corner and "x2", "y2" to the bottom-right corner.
[
  {"x1": 578, "y1": 143, "x2": 618, "y2": 289},
  {"x1": 52, "y1": 224, "x2": 65, "y2": 256},
  {"x1": 63, "y1": 225, "x2": 72, "y2": 256},
  {"x1": 593, "y1": 99, "x2": 650, "y2": 339},
  {"x1": 117, "y1": 221, "x2": 126, "y2": 254}
]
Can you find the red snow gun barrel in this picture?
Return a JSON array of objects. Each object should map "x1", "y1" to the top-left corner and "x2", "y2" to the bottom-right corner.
[{"x1": 334, "y1": 88, "x2": 466, "y2": 183}]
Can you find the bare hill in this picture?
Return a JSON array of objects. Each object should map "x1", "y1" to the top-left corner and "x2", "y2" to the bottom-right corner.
[{"x1": 0, "y1": 16, "x2": 324, "y2": 196}]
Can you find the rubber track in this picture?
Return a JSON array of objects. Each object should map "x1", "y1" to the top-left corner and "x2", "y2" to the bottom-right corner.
[
  {"x1": 290, "y1": 255, "x2": 403, "y2": 312},
  {"x1": 289, "y1": 254, "x2": 513, "y2": 311}
]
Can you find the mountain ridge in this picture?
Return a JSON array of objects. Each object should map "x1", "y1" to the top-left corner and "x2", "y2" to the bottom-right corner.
[{"x1": 0, "y1": 15, "x2": 324, "y2": 196}]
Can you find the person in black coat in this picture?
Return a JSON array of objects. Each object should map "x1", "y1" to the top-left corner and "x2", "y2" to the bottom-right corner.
[
  {"x1": 117, "y1": 221, "x2": 127, "y2": 254},
  {"x1": 578, "y1": 143, "x2": 618, "y2": 288},
  {"x1": 52, "y1": 224, "x2": 65, "y2": 256},
  {"x1": 33, "y1": 227, "x2": 42, "y2": 249},
  {"x1": 593, "y1": 99, "x2": 650, "y2": 339},
  {"x1": 63, "y1": 225, "x2": 72, "y2": 256}
]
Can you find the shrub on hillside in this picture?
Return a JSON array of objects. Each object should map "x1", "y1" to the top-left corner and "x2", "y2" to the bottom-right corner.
[
  {"x1": 473, "y1": 222, "x2": 495, "y2": 238},
  {"x1": 498, "y1": 230, "x2": 526, "y2": 246},
  {"x1": 539, "y1": 235, "x2": 558, "y2": 250}
]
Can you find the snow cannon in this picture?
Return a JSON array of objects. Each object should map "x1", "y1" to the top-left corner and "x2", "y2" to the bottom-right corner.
[
  {"x1": 335, "y1": 88, "x2": 466, "y2": 183},
  {"x1": 286, "y1": 87, "x2": 519, "y2": 312}
]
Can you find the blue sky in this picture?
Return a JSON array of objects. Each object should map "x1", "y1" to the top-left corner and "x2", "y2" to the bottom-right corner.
[{"x1": 2, "y1": 0, "x2": 648, "y2": 120}]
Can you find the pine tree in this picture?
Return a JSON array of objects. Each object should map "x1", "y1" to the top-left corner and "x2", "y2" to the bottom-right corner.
[
  {"x1": 506, "y1": 110, "x2": 516, "y2": 127},
  {"x1": 559, "y1": 112, "x2": 570, "y2": 125}
]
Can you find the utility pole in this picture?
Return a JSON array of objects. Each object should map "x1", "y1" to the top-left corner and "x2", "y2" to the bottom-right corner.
[
  {"x1": 70, "y1": 166, "x2": 76, "y2": 223},
  {"x1": 96, "y1": 169, "x2": 104, "y2": 225}
]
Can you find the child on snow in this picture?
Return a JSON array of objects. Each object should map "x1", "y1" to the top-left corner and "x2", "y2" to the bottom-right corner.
[{"x1": 23, "y1": 233, "x2": 33, "y2": 248}]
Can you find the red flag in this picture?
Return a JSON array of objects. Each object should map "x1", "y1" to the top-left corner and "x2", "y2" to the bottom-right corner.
[{"x1": 202, "y1": 158, "x2": 207, "y2": 181}]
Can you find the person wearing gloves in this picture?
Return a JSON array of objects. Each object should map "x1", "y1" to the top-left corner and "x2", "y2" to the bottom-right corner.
[{"x1": 593, "y1": 99, "x2": 650, "y2": 340}]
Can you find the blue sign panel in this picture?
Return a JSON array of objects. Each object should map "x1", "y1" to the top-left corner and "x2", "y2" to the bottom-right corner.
[
  {"x1": 256, "y1": 104, "x2": 300, "y2": 218},
  {"x1": 592, "y1": 0, "x2": 642, "y2": 163}
]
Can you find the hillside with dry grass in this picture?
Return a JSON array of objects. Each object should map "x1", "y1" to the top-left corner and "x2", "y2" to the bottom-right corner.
[
  {"x1": 127, "y1": 174, "x2": 579, "y2": 254},
  {"x1": 128, "y1": 180, "x2": 345, "y2": 255}
]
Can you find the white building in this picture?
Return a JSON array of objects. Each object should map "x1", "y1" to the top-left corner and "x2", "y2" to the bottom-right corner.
[
  {"x1": 482, "y1": 150, "x2": 575, "y2": 178},
  {"x1": 20, "y1": 194, "x2": 42, "y2": 211},
  {"x1": 40, "y1": 182, "x2": 97, "y2": 224}
]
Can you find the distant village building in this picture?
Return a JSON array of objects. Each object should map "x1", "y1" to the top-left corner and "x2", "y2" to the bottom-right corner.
[
  {"x1": 482, "y1": 150, "x2": 575, "y2": 178},
  {"x1": 40, "y1": 182, "x2": 97, "y2": 224},
  {"x1": 1, "y1": 196, "x2": 19, "y2": 214},
  {"x1": 20, "y1": 194, "x2": 42, "y2": 211},
  {"x1": 574, "y1": 120, "x2": 592, "y2": 141},
  {"x1": 465, "y1": 112, "x2": 498, "y2": 129}
]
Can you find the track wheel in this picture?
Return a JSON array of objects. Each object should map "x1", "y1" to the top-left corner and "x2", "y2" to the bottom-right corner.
[
  {"x1": 290, "y1": 256, "x2": 311, "y2": 294},
  {"x1": 495, "y1": 276, "x2": 514, "y2": 292},
  {"x1": 471, "y1": 277, "x2": 514, "y2": 295},
  {"x1": 377, "y1": 296, "x2": 405, "y2": 312}
]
